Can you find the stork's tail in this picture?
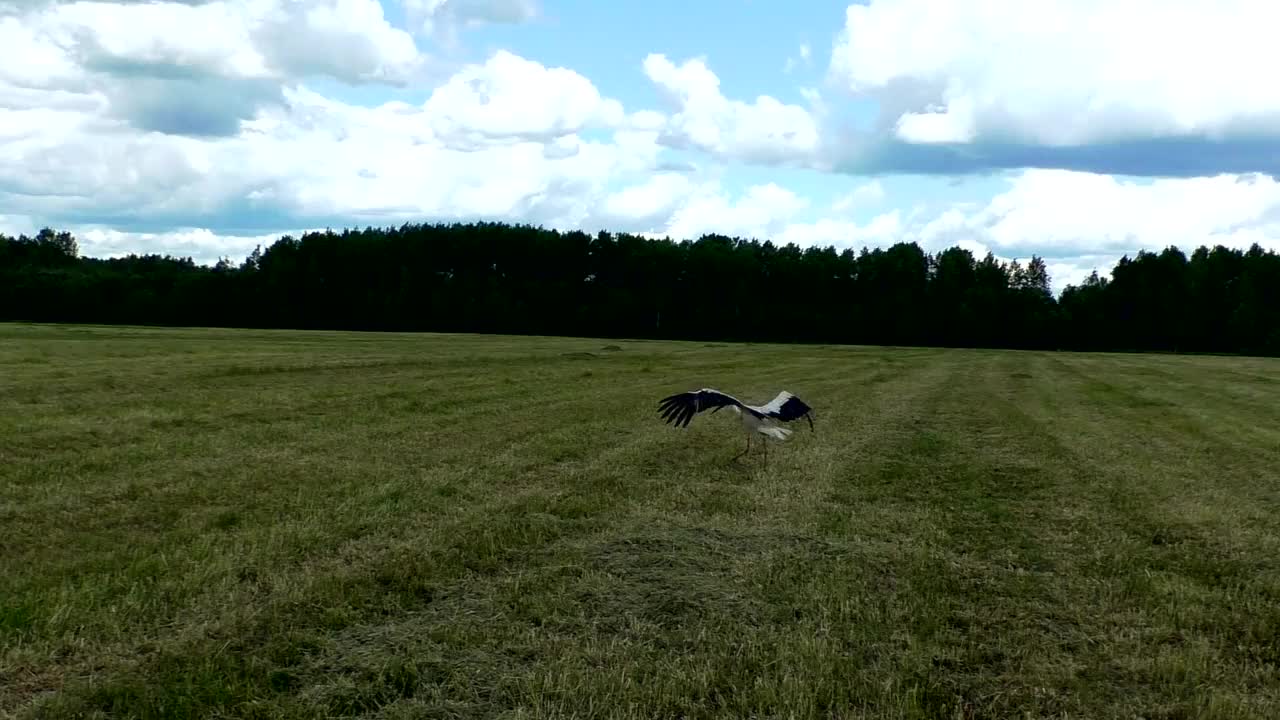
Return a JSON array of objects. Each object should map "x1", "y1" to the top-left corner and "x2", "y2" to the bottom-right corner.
[{"x1": 760, "y1": 426, "x2": 792, "y2": 441}]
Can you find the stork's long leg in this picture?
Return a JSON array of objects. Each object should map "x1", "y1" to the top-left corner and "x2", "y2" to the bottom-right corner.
[{"x1": 731, "y1": 432, "x2": 751, "y2": 461}]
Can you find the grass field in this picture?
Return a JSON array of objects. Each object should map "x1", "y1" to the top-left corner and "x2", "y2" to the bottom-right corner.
[{"x1": 3, "y1": 323, "x2": 1280, "y2": 719}]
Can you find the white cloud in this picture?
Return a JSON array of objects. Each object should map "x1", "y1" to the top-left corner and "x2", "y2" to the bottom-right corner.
[
  {"x1": 51, "y1": 1, "x2": 269, "y2": 79},
  {"x1": 784, "y1": 43, "x2": 813, "y2": 74},
  {"x1": 404, "y1": 0, "x2": 537, "y2": 38},
  {"x1": 0, "y1": 17, "x2": 664, "y2": 230},
  {"x1": 0, "y1": 15, "x2": 84, "y2": 88},
  {"x1": 935, "y1": 170, "x2": 1280, "y2": 258},
  {"x1": 0, "y1": 125, "x2": 219, "y2": 217},
  {"x1": 896, "y1": 169, "x2": 1280, "y2": 292},
  {"x1": 656, "y1": 182, "x2": 810, "y2": 242},
  {"x1": 599, "y1": 173, "x2": 695, "y2": 230},
  {"x1": 643, "y1": 53, "x2": 821, "y2": 166},
  {"x1": 829, "y1": 0, "x2": 1280, "y2": 149},
  {"x1": 229, "y1": 86, "x2": 661, "y2": 228},
  {"x1": 0, "y1": 0, "x2": 428, "y2": 140},
  {"x1": 21, "y1": 0, "x2": 421, "y2": 86},
  {"x1": 74, "y1": 226, "x2": 290, "y2": 263},
  {"x1": 832, "y1": 180, "x2": 886, "y2": 213},
  {"x1": 774, "y1": 211, "x2": 902, "y2": 250},
  {"x1": 422, "y1": 50, "x2": 625, "y2": 149},
  {"x1": 252, "y1": 0, "x2": 424, "y2": 85},
  {"x1": 0, "y1": 214, "x2": 294, "y2": 265},
  {"x1": 628, "y1": 169, "x2": 1280, "y2": 295}
]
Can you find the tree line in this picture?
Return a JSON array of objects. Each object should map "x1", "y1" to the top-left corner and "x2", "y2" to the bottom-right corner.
[{"x1": 3, "y1": 223, "x2": 1279, "y2": 355}]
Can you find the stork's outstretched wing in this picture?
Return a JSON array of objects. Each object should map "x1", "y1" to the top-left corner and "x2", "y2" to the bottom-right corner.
[
  {"x1": 657, "y1": 388, "x2": 743, "y2": 428},
  {"x1": 758, "y1": 391, "x2": 816, "y2": 431}
]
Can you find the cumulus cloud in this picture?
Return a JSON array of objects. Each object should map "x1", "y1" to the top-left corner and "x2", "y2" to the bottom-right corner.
[
  {"x1": 597, "y1": 173, "x2": 696, "y2": 232},
  {"x1": 422, "y1": 50, "x2": 625, "y2": 149},
  {"x1": 624, "y1": 170, "x2": 1280, "y2": 295},
  {"x1": 648, "y1": 182, "x2": 811, "y2": 242},
  {"x1": 0, "y1": 0, "x2": 661, "y2": 234},
  {"x1": 827, "y1": 0, "x2": 1280, "y2": 177},
  {"x1": 918, "y1": 170, "x2": 1280, "y2": 258},
  {"x1": 219, "y1": 87, "x2": 661, "y2": 230},
  {"x1": 1, "y1": 0, "x2": 425, "y2": 138},
  {"x1": 889, "y1": 170, "x2": 1280, "y2": 292},
  {"x1": 643, "y1": 53, "x2": 822, "y2": 166},
  {"x1": 0, "y1": 64, "x2": 664, "y2": 235},
  {"x1": 832, "y1": 180, "x2": 886, "y2": 213},
  {"x1": 774, "y1": 211, "x2": 903, "y2": 251},
  {"x1": 404, "y1": 0, "x2": 537, "y2": 39},
  {"x1": 73, "y1": 226, "x2": 291, "y2": 263},
  {"x1": 783, "y1": 43, "x2": 811, "y2": 74},
  {"x1": 251, "y1": 0, "x2": 424, "y2": 85}
]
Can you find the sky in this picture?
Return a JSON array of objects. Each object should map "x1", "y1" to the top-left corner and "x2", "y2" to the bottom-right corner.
[{"x1": 3, "y1": 0, "x2": 1280, "y2": 295}]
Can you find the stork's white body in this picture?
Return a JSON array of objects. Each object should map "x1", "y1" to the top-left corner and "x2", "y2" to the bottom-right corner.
[{"x1": 725, "y1": 404, "x2": 793, "y2": 441}]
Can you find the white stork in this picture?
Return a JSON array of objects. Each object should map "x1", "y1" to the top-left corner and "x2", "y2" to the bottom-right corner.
[{"x1": 657, "y1": 388, "x2": 815, "y2": 462}]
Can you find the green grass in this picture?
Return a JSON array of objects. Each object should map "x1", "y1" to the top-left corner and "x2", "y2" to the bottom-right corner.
[{"x1": 3, "y1": 323, "x2": 1280, "y2": 719}]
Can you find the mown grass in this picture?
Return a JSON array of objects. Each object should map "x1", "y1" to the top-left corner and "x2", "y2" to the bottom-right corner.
[{"x1": 2, "y1": 323, "x2": 1279, "y2": 719}]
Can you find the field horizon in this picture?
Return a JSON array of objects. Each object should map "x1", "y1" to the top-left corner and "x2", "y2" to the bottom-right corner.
[{"x1": 4, "y1": 322, "x2": 1279, "y2": 719}]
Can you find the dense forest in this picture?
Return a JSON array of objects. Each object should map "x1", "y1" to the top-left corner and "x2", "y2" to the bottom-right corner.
[{"x1": 3, "y1": 223, "x2": 1280, "y2": 355}]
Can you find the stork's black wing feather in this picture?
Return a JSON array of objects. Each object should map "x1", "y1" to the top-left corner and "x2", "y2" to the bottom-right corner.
[
  {"x1": 758, "y1": 391, "x2": 816, "y2": 431},
  {"x1": 657, "y1": 388, "x2": 742, "y2": 428}
]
